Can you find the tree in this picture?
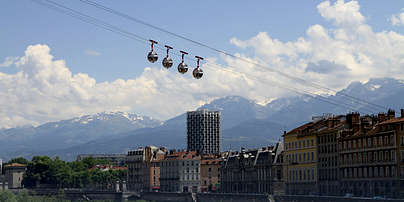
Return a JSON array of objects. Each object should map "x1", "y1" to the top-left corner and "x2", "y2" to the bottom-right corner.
[{"x1": 0, "y1": 190, "x2": 17, "y2": 202}]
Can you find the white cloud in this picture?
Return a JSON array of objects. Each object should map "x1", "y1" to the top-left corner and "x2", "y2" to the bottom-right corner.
[
  {"x1": 0, "y1": 44, "x2": 280, "y2": 128},
  {"x1": 85, "y1": 49, "x2": 101, "y2": 56},
  {"x1": 391, "y1": 9, "x2": 404, "y2": 26},
  {"x1": 230, "y1": 0, "x2": 404, "y2": 91},
  {"x1": 0, "y1": 57, "x2": 19, "y2": 67},
  {"x1": 2, "y1": 0, "x2": 404, "y2": 128}
]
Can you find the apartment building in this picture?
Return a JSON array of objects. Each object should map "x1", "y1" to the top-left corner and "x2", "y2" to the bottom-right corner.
[
  {"x1": 126, "y1": 146, "x2": 166, "y2": 192},
  {"x1": 316, "y1": 116, "x2": 344, "y2": 196},
  {"x1": 160, "y1": 151, "x2": 201, "y2": 193},
  {"x1": 187, "y1": 110, "x2": 221, "y2": 154},
  {"x1": 283, "y1": 119, "x2": 321, "y2": 195},
  {"x1": 220, "y1": 142, "x2": 282, "y2": 194},
  {"x1": 339, "y1": 110, "x2": 404, "y2": 198}
]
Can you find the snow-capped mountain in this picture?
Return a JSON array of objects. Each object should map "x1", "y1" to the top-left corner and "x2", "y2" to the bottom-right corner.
[
  {"x1": 0, "y1": 112, "x2": 162, "y2": 159},
  {"x1": 2, "y1": 77, "x2": 404, "y2": 161}
]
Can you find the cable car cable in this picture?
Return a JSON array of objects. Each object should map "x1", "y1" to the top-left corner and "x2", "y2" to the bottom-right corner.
[
  {"x1": 30, "y1": 0, "x2": 376, "y2": 115},
  {"x1": 78, "y1": 0, "x2": 388, "y2": 112}
]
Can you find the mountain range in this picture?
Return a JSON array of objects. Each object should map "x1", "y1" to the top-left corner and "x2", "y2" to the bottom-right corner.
[{"x1": 1, "y1": 77, "x2": 403, "y2": 161}]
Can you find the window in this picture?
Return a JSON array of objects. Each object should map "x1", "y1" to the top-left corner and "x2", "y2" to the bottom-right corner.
[
  {"x1": 374, "y1": 167, "x2": 378, "y2": 177},
  {"x1": 391, "y1": 135, "x2": 395, "y2": 145},
  {"x1": 373, "y1": 137, "x2": 377, "y2": 147},
  {"x1": 379, "y1": 136, "x2": 383, "y2": 146},
  {"x1": 379, "y1": 151, "x2": 383, "y2": 162},
  {"x1": 385, "y1": 136, "x2": 389, "y2": 145},
  {"x1": 368, "y1": 138, "x2": 371, "y2": 148},
  {"x1": 374, "y1": 152, "x2": 377, "y2": 162},
  {"x1": 308, "y1": 169, "x2": 311, "y2": 181},
  {"x1": 311, "y1": 152, "x2": 314, "y2": 161},
  {"x1": 392, "y1": 151, "x2": 396, "y2": 162},
  {"x1": 311, "y1": 139, "x2": 314, "y2": 146},
  {"x1": 385, "y1": 151, "x2": 389, "y2": 161},
  {"x1": 303, "y1": 153, "x2": 306, "y2": 161},
  {"x1": 401, "y1": 151, "x2": 404, "y2": 162},
  {"x1": 312, "y1": 168, "x2": 315, "y2": 180},
  {"x1": 353, "y1": 140, "x2": 356, "y2": 149}
]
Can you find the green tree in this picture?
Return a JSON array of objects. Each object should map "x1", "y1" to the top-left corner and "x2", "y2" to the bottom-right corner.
[
  {"x1": 0, "y1": 190, "x2": 17, "y2": 202},
  {"x1": 6, "y1": 157, "x2": 29, "y2": 165}
]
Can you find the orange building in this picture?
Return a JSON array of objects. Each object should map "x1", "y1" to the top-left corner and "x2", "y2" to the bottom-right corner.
[{"x1": 200, "y1": 158, "x2": 221, "y2": 192}]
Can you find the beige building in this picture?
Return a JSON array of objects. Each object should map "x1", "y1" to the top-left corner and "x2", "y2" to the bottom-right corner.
[
  {"x1": 126, "y1": 146, "x2": 166, "y2": 192},
  {"x1": 4, "y1": 163, "x2": 26, "y2": 189},
  {"x1": 160, "y1": 151, "x2": 201, "y2": 193},
  {"x1": 200, "y1": 158, "x2": 221, "y2": 192}
]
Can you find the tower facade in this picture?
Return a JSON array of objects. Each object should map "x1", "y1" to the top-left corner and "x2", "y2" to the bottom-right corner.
[{"x1": 187, "y1": 109, "x2": 221, "y2": 154}]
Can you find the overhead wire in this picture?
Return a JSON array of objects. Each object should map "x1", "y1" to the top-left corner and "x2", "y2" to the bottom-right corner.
[
  {"x1": 30, "y1": 0, "x2": 376, "y2": 115},
  {"x1": 77, "y1": 0, "x2": 388, "y2": 112}
]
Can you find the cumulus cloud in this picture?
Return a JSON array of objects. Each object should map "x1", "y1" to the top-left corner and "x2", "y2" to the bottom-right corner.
[
  {"x1": 85, "y1": 49, "x2": 101, "y2": 56},
  {"x1": 230, "y1": 0, "x2": 404, "y2": 89},
  {"x1": 391, "y1": 9, "x2": 404, "y2": 26},
  {"x1": 0, "y1": 44, "x2": 281, "y2": 128},
  {"x1": 2, "y1": 0, "x2": 404, "y2": 128}
]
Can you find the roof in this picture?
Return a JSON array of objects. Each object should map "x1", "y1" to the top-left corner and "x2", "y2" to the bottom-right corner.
[
  {"x1": 5, "y1": 163, "x2": 26, "y2": 168},
  {"x1": 164, "y1": 151, "x2": 201, "y2": 161},
  {"x1": 379, "y1": 117, "x2": 404, "y2": 124},
  {"x1": 201, "y1": 159, "x2": 221, "y2": 165},
  {"x1": 285, "y1": 122, "x2": 313, "y2": 136}
]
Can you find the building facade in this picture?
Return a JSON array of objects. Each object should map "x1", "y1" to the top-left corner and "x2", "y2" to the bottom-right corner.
[
  {"x1": 187, "y1": 110, "x2": 221, "y2": 154},
  {"x1": 126, "y1": 146, "x2": 166, "y2": 192},
  {"x1": 160, "y1": 151, "x2": 201, "y2": 193},
  {"x1": 316, "y1": 116, "x2": 344, "y2": 196},
  {"x1": 339, "y1": 111, "x2": 403, "y2": 198},
  {"x1": 283, "y1": 120, "x2": 320, "y2": 195},
  {"x1": 200, "y1": 158, "x2": 221, "y2": 192},
  {"x1": 271, "y1": 142, "x2": 284, "y2": 195},
  {"x1": 4, "y1": 163, "x2": 26, "y2": 189},
  {"x1": 220, "y1": 142, "x2": 282, "y2": 194}
]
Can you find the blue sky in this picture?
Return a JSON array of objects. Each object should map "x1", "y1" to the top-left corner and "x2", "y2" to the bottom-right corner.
[
  {"x1": 0, "y1": 0, "x2": 404, "y2": 128},
  {"x1": 1, "y1": 0, "x2": 402, "y2": 81}
]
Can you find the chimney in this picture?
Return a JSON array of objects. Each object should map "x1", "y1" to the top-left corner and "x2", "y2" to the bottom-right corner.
[
  {"x1": 401, "y1": 109, "x2": 404, "y2": 118},
  {"x1": 347, "y1": 113, "x2": 360, "y2": 132},
  {"x1": 378, "y1": 113, "x2": 386, "y2": 123},
  {"x1": 387, "y1": 109, "x2": 395, "y2": 120}
]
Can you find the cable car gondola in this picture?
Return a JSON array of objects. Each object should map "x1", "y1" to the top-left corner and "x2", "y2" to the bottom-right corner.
[
  {"x1": 147, "y1": 40, "x2": 158, "y2": 63},
  {"x1": 193, "y1": 56, "x2": 203, "y2": 79},
  {"x1": 162, "y1": 45, "x2": 173, "y2": 68},
  {"x1": 178, "y1": 51, "x2": 189, "y2": 74}
]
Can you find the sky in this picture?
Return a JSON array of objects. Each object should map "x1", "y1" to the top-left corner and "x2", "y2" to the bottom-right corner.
[{"x1": 0, "y1": 0, "x2": 404, "y2": 128}]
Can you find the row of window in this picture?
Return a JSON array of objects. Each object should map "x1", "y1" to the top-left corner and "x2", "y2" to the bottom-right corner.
[
  {"x1": 288, "y1": 167, "x2": 316, "y2": 182},
  {"x1": 318, "y1": 134, "x2": 337, "y2": 144},
  {"x1": 286, "y1": 152, "x2": 316, "y2": 163},
  {"x1": 342, "y1": 166, "x2": 395, "y2": 178},
  {"x1": 340, "y1": 150, "x2": 396, "y2": 165},
  {"x1": 285, "y1": 139, "x2": 315, "y2": 151},
  {"x1": 341, "y1": 135, "x2": 395, "y2": 151}
]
